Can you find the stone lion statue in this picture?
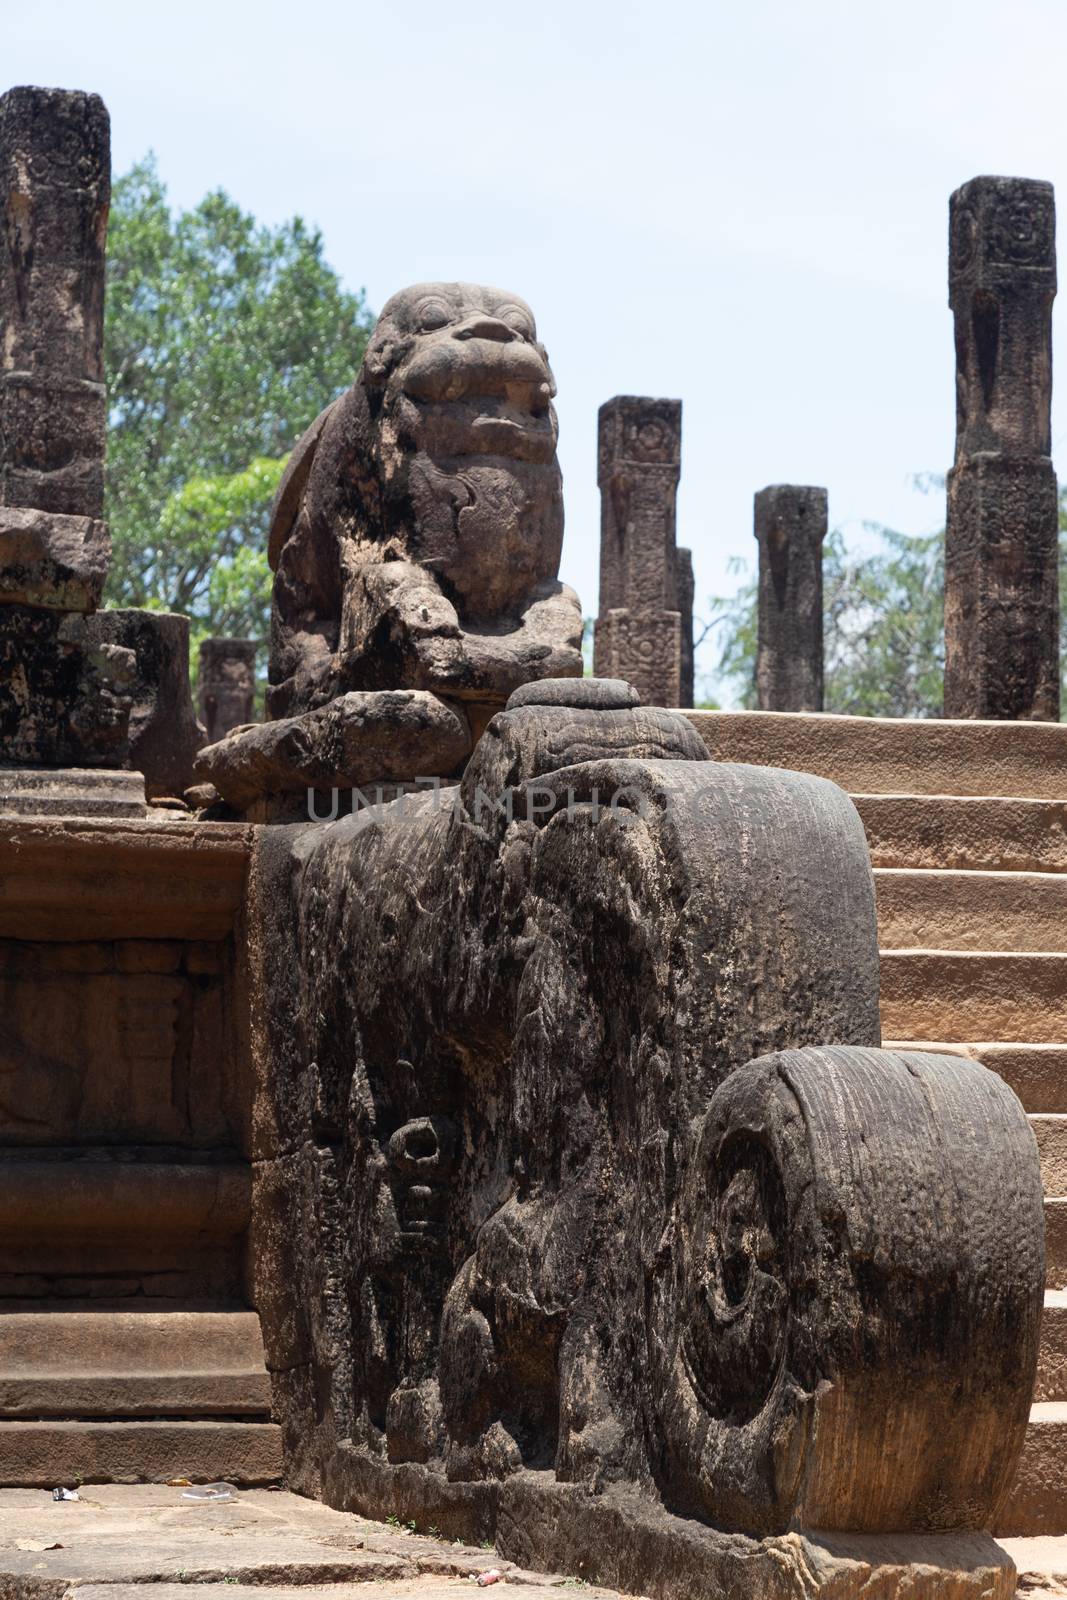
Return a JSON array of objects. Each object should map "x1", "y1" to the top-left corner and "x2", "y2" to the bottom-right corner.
[
  {"x1": 196, "y1": 283, "x2": 584, "y2": 812},
  {"x1": 267, "y1": 281, "x2": 583, "y2": 736}
]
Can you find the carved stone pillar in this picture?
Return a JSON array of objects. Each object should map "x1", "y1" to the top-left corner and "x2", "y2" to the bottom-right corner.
[
  {"x1": 0, "y1": 86, "x2": 141, "y2": 811},
  {"x1": 0, "y1": 86, "x2": 109, "y2": 518},
  {"x1": 593, "y1": 395, "x2": 684, "y2": 707},
  {"x1": 199, "y1": 637, "x2": 257, "y2": 743},
  {"x1": 944, "y1": 175, "x2": 1059, "y2": 720},
  {"x1": 754, "y1": 484, "x2": 827, "y2": 712}
]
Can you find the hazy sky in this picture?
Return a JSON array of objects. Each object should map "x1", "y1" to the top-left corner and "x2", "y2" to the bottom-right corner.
[{"x1": 8, "y1": 0, "x2": 1067, "y2": 697}]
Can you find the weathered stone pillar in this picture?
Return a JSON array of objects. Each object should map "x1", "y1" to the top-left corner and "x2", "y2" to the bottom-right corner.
[
  {"x1": 0, "y1": 86, "x2": 109, "y2": 517},
  {"x1": 754, "y1": 484, "x2": 827, "y2": 712},
  {"x1": 593, "y1": 395, "x2": 684, "y2": 706},
  {"x1": 944, "y1": 176, "x2": 1060, "y2": 721},
  {"x1": 675, "y1": 546, "x2": 694, "y2": 708},
  {"x1": 199, "y1": 637, "x2": 257, "y2": 742},
  {"x1": 0, "y1": 86, "x2": 143, "y2": 813}
]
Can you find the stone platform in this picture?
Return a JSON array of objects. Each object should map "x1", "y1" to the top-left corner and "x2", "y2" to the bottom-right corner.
[
  {"x1": 0, "y1": 1486, "x2": 1043, "y2": 1600},
  {"x1": 0, "y1": 1486, "x2": 619, "y2": 1596}
]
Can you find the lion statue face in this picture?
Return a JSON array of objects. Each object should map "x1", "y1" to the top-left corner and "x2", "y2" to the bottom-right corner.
[{"x1": 360, "y1": 282, "x2": 564, "y2": 619}]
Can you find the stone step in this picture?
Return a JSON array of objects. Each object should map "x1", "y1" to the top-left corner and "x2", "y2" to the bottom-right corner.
[
  {"x1": 881, "y1": 1041, "x2": 1067, "y2": 1115},
  {"x1": 685, "y1": 708, "x2": 1067, "y2": 799},
  {"x1": 1034, "y1": 1118, "x2": 1067, "y2": 1198},
  {"x1": 0, "y1": 1156, "x2": 251, "y2": 1240},
  {"x1": 0, "y1": 1310, "x2": 271, "y2": 1418},
  {"x1": 998, "y1": 1402, "x2": 1067, "y2": 1536},
  {"x1": 1048, "y1": 1201, "x2": 1067, "y2": 1290},
  {"x1": 875, "y1": 868, "x2": 1067, "y2": 952},
  {"x1": 879, "y1": 952, "x2": 1067, "y2": 1044},
  {"x1": 0, "y1": 1419, "x2": 282, "y2": 1486},
  {"x1": 1038, "y1": 1292, "x2": 1067, "y2": 1403},
  {"x1": 855, "y1": 794, "x2": 1067, "y2": 873}
]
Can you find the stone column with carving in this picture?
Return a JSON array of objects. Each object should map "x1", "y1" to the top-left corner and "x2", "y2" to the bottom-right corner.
[
  {"x1": 593, "y1": 396, "x2": 683, "y2": 707},
  {"x1": 754, "y1": 484, "x2": 827, "y2": 713},
  {"x1": 944, "y1": 175, "x2": 1059, "y2": 721},
  {"x1": 0, "y1": 86, "x2": 108, "y2": 517},
  {"x1": 0, "y1": 86, "x2": 142, "y2": 814},
  {"x1": 199, "y1": 637, "x2": 257, "y2": 743}
]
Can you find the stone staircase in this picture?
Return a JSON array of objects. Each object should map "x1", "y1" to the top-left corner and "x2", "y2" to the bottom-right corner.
[
  {"x1": 688, "y1": 709, "x2": 1067, "y2": 1537},
  {"x1": 0, "y1": 1306, "x2": 279, "y2": 1485},
  {"x1": 0, "y1": 817, "x2": 281, "y2": 1487}
]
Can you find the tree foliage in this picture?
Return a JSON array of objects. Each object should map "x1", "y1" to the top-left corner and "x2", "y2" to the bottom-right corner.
[
  {"x1": 103, "y1": 157, "x2": 373, "y2": 651},
  {"x1": 701, "y1": 508, "x2": 1067, "y2": 717}
]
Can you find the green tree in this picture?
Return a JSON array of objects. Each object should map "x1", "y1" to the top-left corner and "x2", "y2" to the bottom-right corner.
[
  {"x1": 701, "y1": 511, "x2": 1067, "y2": 717},
  {"x1": 103, "y1": 156, "x2": 373, "y2": 656}
]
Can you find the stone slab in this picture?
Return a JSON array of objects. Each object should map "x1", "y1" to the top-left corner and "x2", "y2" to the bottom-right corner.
[
  {"x1": 0, "y1": 1158, "x2": 250, "y2": 1240},
  {"x1": 0, "y1": 767, "x2": 145, "y2": 820},
  {"x1": 1038, "y1": 1293, "x2": 1067, "y2": 1403},
  {"x1": 0, "y1": 1421, "x2": 282, "y2": 1488},
  {"x1": 322, "y1": 1452, "x2": 1017, "y2": 1600},
  {"x1": 1048, "y1": 1200, "x2": 1067, "y2": 1290},
  {"x1": 0, "y1": 816, "x2": 251, "y2": 941},
  {"x1": 856, "y1": 794, "x2": 1067, "y2": 873},
  {"x1": 875, "y1": 867, "x2": 1067, "y2": 952},
  {"x1": 0, "y1": 1485, "x2": 596, "y2": 1594},
  {"x1": 1033, "y1": 1117, "x2": 1067, "y2": 1197},
  {"x1": 685, "y1": 708, "x2": 1067, "y2": 799},
  {"x1": 997, "y1": 1404, "x2": 1067, "y2": 1536},
  {"x1": 881, "y1": 1042, "x2": 1067, "y2": 1115},
  {"x1": 0, "y1": 1309, "x2": 271, "y2": 1420},
  {"x1": 880, "y1": 951, "x2": 1067, "y2": 1042},
  {"x1": 0, "y1": 507, "x2": 110, "y2": 610}
]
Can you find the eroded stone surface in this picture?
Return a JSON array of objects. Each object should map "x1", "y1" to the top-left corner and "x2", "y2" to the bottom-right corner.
[
  {"x1": 78, "y1": 610, "x2": 205, "y2": 797},
  {"x1": 196, "y1": 690, "x2": 472, "y2": 810},
  {"x1": 754, "y1": 484, "x2": 827, "y2": 713},
  {"x1": 245, "y1": 686, "x2": 1042, "y2": 1592},
  {"x1": 0, "y1": 507, "x2": 110, "y2": 610}
]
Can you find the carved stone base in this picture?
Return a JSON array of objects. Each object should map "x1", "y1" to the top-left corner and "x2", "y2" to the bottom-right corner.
[
  {"x1": 594, "y1": 607, "x2": 682, "y2": 707},
  {"x1": 0, "y1": 765, "x2": 146, "y2": 818},
  {"x1": 319, "y1": 1451, "x2": 1017, "y2": 1600},
  {"x1": 944, "y1": 455, "x2": 1060, "y2": 721}
]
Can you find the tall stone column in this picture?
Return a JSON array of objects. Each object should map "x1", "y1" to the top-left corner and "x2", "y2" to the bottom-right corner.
[
  {"x1": 593, "y1": 395, "x2": 684, "y2": 706},
  {"x1": 0, "y1": 86, "x2": 143, "y2": 812},
  {"x1": 199, "y1": 637, "x2": 257, "y2": 742},
  {"x1": 944, "y1": 175, "x2": 1060, "y2": 721},
  {"x1": 0, "y1": 86, "x2": 109, "y2": 517},
  {"x1": 754, "y1": 484, "x2": 827, "y2": 713},
  {"x1": 675, "y1": 545, "x2": 695, "y2": 708}
]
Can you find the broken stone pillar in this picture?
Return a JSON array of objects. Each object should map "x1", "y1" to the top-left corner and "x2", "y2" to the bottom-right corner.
[
  {"x1": 754, "y1": 485, "x2": 828, "y2": 712},
  {"x1": 199, "y1": 637, "x2": 257, "y2": 743},
  {"x1": 0, "y1": 86, "x2": 142, "y2": 815},
  {"x1": 944, "y1": 176, "x2": 1060, "y2": 721},
  {"x1": 593, "y1": 395, "x2": 685, "y2": 707}
]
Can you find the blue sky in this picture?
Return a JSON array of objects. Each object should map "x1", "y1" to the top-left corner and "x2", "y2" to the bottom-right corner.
[{"x1": 7, "y1": 0, "x2": 1067, "y2": 698}]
